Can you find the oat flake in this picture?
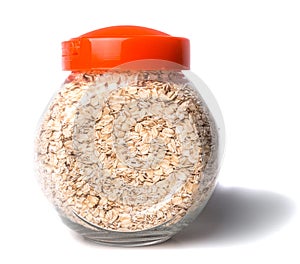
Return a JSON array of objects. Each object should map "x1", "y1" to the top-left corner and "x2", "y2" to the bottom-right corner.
[{"x1": 35, "y1": 70, "x2": 219, "y2": 232}]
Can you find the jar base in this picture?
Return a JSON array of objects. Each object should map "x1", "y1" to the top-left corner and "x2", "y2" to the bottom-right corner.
[
  {"x1": 61, "y1": 214, "x2": 174, "y2": 247},
  {"x1": 84, "y1": 234, "x2": 172, "y2": 247}
]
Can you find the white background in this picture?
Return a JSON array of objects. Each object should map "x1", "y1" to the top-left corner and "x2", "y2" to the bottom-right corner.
[{"x1": 1, "y1": 0, "x2": 300, "y2": 263}]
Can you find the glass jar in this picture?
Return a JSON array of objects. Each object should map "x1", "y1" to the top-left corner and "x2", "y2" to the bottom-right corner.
[{"x1": 35, "y1": 26, "x2": 224, "y2": 246}]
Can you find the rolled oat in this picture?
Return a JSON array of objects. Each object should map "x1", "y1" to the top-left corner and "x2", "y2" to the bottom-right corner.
[{"x1": 35, "y1": 70, "x2": 218, "y2": 232}]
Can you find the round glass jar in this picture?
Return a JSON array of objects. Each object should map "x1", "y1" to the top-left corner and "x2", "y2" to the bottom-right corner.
[{"x1": 35, "y1": 26, "x2": 224, "y2": 246}]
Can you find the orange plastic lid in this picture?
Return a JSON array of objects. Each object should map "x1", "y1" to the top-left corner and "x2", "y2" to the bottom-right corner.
[{"x1": 62, "y1": 26, "x2": 190, "y2": 71}]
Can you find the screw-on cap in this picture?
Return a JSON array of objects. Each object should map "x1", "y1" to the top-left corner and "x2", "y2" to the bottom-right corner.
[{"x1": 62, "y1": 26, "x2": 190, "y2": 70}]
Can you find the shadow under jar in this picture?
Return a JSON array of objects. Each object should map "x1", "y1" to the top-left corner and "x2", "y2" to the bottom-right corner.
[{"x1": 35, "y1": 26, "x2": 224, "y2": 246}]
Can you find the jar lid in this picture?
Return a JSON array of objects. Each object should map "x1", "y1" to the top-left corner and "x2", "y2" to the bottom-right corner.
[{"x1": 62, "y1": 25, "x2": 190, "y2": 70}]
